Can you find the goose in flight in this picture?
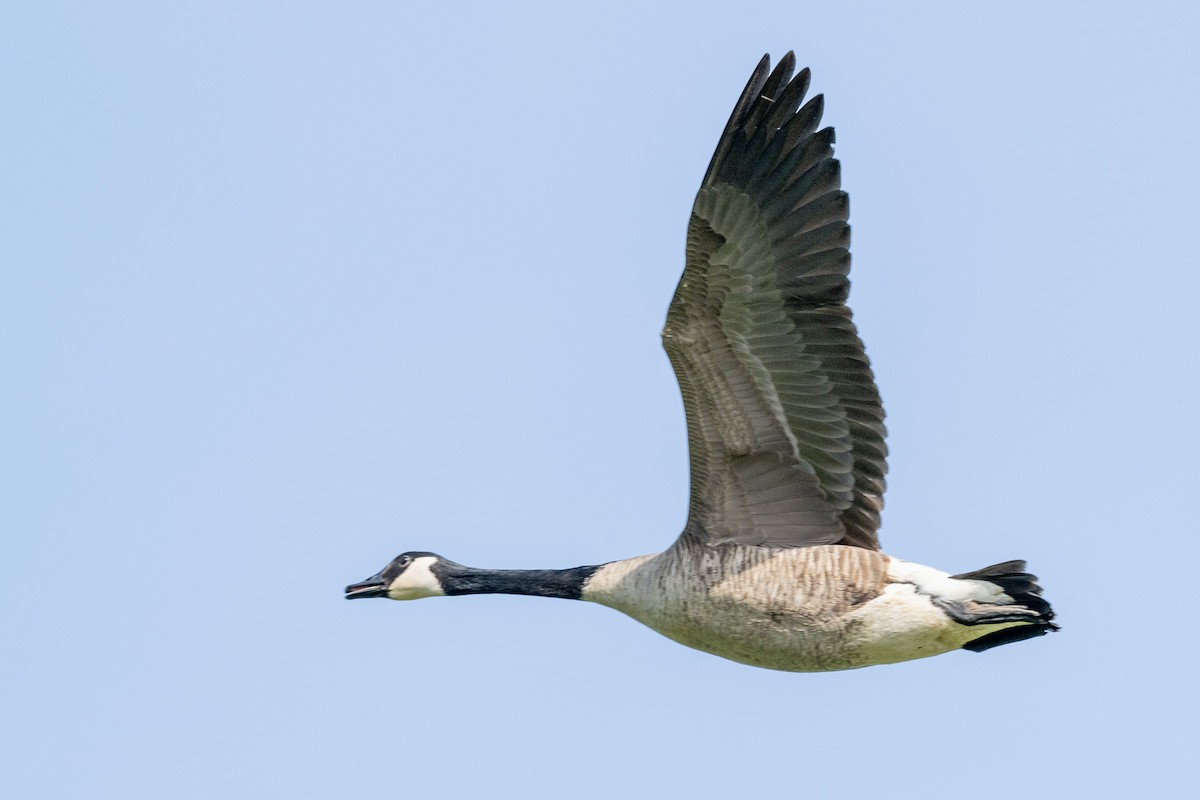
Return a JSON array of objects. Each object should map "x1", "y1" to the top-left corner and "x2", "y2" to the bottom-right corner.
[{"x1": 346, "y1": 53, "x2": 1057, "y2": 671}]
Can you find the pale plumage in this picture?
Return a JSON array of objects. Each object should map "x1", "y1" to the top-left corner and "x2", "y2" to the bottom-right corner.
[{"x1": 346, "y1": 53, "x2": 1057, "y2": 671}]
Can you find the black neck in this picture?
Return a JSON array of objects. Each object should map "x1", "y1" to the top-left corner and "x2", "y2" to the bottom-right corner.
[{"x1": 435, "y1": 564, "x2": 600, "y2": 600}]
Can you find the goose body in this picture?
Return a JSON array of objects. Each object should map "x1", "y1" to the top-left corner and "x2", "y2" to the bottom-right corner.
[
  {"x1": 346, "y1": 53, "x2": 1057, "y2": 671},
  {"x1": 583, "y1": 545, "x2": 1047, "y2": 672}
]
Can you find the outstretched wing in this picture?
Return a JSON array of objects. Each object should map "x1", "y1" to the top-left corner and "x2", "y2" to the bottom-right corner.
[{"x1": 664, "y1": 53, "x2": 887, "y2": 550}]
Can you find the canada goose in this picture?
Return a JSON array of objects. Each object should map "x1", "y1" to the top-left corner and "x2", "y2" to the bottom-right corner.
[{"x1": 346, "y1": 53, "x2": 1058, "y2": 671}]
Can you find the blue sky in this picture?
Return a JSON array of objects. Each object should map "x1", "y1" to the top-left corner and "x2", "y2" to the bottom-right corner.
[{"x1": 4, "y1": 2, "x2": 1199, "y2": 797}]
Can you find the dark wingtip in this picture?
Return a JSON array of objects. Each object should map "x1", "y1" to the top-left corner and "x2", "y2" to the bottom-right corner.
[{"x1": 702, "y1": 53, "x2": 789, "y2": 188}]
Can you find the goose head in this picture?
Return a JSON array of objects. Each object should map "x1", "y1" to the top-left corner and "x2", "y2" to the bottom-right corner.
[{"x1": 345, "y1": 552, "x2": 449, "y2": 601}]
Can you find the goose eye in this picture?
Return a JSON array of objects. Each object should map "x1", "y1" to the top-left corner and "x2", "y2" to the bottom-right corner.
[{"x1": 398, "y1": 555, "x2": 412, "y2": 567}]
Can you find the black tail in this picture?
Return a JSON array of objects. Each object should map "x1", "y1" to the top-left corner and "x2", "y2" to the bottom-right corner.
[{"x1": 951, "y1": 560, "x2": 1059, "y2": 653}]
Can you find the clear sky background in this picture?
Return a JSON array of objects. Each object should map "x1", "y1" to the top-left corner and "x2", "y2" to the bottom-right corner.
[{"x1": 4, "y1": 2, "x2": 1199, "y2": 798}]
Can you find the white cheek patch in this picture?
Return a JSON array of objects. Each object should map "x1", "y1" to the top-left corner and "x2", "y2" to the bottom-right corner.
[
  {"x1": 887, "y1": 559, "x2": 1012, "y2": 605},
  {"x1": 386, "y1": 557, "x2": 446, "y2": 601}
]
